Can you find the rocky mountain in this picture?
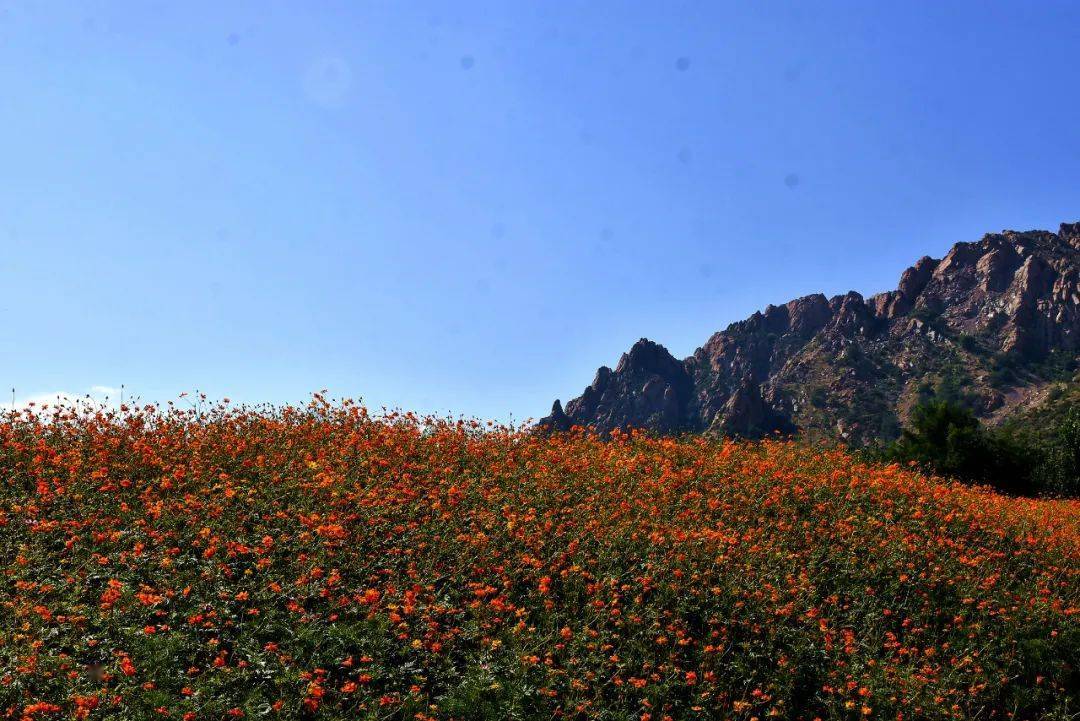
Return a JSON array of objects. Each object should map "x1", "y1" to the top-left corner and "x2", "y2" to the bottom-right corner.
[{"x1": 540, "y1": 222, "x2": 1080, "y2": 444}]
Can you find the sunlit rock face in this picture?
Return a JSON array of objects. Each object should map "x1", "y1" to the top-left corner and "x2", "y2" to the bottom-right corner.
[{"x1": 540, "y1": 222, "x2": 1080, "y2": 443}]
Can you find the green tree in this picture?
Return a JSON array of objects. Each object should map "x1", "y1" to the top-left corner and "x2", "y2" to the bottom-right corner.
[
  {"x1": 1034, "y1": 408, "x2": 1080, "y2": 496},
  {"x1": 888, "y1": 401, "x2": 1034, "y2": 494}
]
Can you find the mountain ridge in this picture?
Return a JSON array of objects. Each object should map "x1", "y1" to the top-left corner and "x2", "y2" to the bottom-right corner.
[{"x1": 540, "y1": 222, "x2": 1080, "y2": 443}]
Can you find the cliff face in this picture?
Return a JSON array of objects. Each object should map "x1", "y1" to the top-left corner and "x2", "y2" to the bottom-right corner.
[{"x1": 540, "y1": 223, "x2": 1080, "y2": 443}]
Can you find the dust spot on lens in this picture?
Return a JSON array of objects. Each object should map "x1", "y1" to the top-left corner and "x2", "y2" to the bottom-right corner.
[
  {"x1": 302, "y1": 56, "x2": 353, "y2": 108},
  {"x1": 675, "y1": 57, "x2": 690, "y2": 71},
  {"x1": 460, "y1": 55, "x2": 475, "y2": 70},
  {"x1": 784, "y1": 173, "x2": 800, "y2": 189},
  {"x1": 227, "y1": 33, "x2": 240, "y2": 46},
  {"x1": 677, "y1": 147, "x2": 692, "y2": 164},
  {"x1": 593, "y1": 227, "x2": 615, "y2": 256}
]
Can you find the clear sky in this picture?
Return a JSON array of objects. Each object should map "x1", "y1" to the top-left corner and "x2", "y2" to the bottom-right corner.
[{"x1": 2, "y1": 1, "x2": 1079, "y2": 420}]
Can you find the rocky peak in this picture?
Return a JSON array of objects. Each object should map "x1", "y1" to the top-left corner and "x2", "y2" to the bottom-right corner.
[
  {"x1": 786, "y1": 294, "x2": 833, "y2": 337},
  {"x1": 872, "y1": 257, "x2": 940, "y2": 320},
  {"x1": 540, "y1": 220, "x2": 1080, "y2": 443},
  {"x1": 543, "y1": 400, "x2": 571, "y2": 432},
  {"x1": 827, "y1": 292, "x2": 877, "y2": 338},
  {"x1": 1060, "y1": 222, "x2": 1080, "y2": 248},
  {"x1": 539, "y1": 338, "x2": 692, "y2": 434},
  {"x1": 976, "y1": 245, "x2": 1022, "y2": 292},
  {"x1": 899, "y1": 256, "x2": 939, "y2": 299},
  {"x1": 616, "y1": 338, "x2": 685, "y2": 379}
]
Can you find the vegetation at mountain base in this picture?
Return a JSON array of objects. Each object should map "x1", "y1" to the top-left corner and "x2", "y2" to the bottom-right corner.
[
  {"x1": 1, "y1": 399, "x2": 1077, "y2": 720},
  {"x1": 871, "y1": 399, "x2": 1080, "y2": 497},
  {"x1": 862, "y1": 372, "x2": 1080, "y2": 498}
]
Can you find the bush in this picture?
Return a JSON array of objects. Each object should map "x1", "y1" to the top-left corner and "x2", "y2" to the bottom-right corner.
[
  {"x1": 1033, "y1": 407, "x2": 1080, "y2": 496},
  {"x1": 887, "y1": 399, "x2": 1080, "y2": 497},
  {"x1": 886, "y1": 401, "x2": 1035, "y2": 494},
  {"x1": 989, "y1": 353, "x2": 1019, "y2": 389},
  {"x1": 957, "y1": 333, "x2": 982, "y2": 354}
]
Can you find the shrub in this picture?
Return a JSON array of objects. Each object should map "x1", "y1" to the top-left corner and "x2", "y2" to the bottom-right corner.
[
  {"x1": 886, "y1": 401, "x2": 1035, "y2": 494},
  {"x1": 957, "y1": 333, "x2": 982, "y2": 354},
  {"x1": 1033, "y1": 407, "x2": 1080, "y2": 497},
  {"x1": 989, "y1": 353, "x2": 1019, "y2": 389}
]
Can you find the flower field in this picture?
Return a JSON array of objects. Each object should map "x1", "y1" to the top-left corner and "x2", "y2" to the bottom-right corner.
[{"x1": 1, "y1": 399, "x2": 1077, "y2": 720}]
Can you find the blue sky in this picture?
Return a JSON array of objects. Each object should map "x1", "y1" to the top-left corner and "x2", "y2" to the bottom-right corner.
[{"x1": 2, "y1": 1, "x2": 1078, "y2": 420}]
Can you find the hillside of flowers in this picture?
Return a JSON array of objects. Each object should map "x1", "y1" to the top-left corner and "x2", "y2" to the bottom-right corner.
[{"x1": 1, "y1": 398, "x2": 1077, "y2": 721}]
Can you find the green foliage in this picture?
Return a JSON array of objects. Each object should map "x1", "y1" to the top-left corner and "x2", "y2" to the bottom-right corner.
[
  {"x1": 915, "y1": 380, "x2": 936, "y2": 402},
  {"x1": 910, "y1": 305, "x2": 940, "y2": 324},
  {"x1": 1036, "y1": 349, "x2": 1080, "y2": 382},
  {"x1": 988, "y1": 353, "x2": 1019, "y2": 389},
  {"x1": 876, "y1": 411, "x2": 902, "y2": 442},
  {"x1": 837, "y1": 344, "x2": 863, "y2": 369},
  {"x1": 957, "y1": 333, "x2": 983, "y2": 355},
  {"x1": 885, "y1": 401, "x2": 1035, "y2": 494},
  {"x1": 885, "y1": 400, "x2": 1080, "y2": 497},
  {"x1": 914, "y1": 365, "x2": 980, "y2": 411},
  {"x1": 1031, "y1": 407, "x2": 1080, "y2": 497}
]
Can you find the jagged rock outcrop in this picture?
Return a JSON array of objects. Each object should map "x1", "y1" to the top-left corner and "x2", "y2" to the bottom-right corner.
[
  {"x1": 539, "y1": 222, "x2": 1080, "y2": 442},
  {"x1": 551, "y1": 339, "x2": 693, "y2": 434}
]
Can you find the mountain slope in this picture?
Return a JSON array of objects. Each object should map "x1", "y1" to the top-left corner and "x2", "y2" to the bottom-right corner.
[{"x1": 541, "y1": 222, "x2": 1080, "y2": 443}]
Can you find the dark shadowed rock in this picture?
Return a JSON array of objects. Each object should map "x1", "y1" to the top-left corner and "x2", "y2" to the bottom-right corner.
[
  {"x1": 538, "y1": 339, "x2": 693, "y2": 434},
  {"x1": 538, "y1": 400, "x2": 572, "y2": 432},
  {"x1": 1059, "y1": 222, "x2": 1080, "y2": 247}
]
